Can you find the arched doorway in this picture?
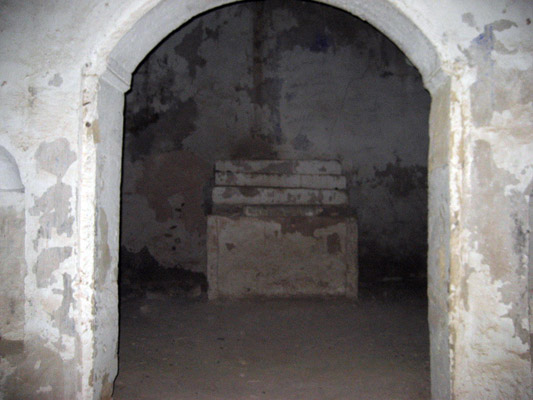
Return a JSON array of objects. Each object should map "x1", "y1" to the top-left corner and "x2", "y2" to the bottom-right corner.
[
  {"x1": 79, "y1": 0, "x2": 452, "y2": 398},
  {"x1": 115, "y1": 2, "x2": 430, "y2": 397}
]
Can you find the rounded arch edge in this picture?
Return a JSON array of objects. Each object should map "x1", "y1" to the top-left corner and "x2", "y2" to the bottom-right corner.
[
  {"x1": 97, "y1": 0, "x2": 447, "y2": 95},
  {"x1": 317, "y1": 0, "x2": 447, "y2": 93}
]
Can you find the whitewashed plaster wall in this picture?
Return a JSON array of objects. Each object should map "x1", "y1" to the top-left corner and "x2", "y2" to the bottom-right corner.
[{"x1": 0, "y1": 1, "x2": 532, "y2": 399}]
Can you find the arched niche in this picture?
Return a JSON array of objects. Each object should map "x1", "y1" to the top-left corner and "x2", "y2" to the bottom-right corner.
[{"x1": 0, "y1": 146, "x2": 24, "y2": 192}]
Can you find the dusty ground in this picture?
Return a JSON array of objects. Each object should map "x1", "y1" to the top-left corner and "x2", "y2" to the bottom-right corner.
[{"x1": 114, "y1": 287, "x2": 429, "y2": 399}]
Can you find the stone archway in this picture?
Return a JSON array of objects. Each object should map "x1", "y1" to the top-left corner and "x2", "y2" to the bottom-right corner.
[
  {"x1": 1, "y1": 1, "x2": 531, "y2": 399},
  {"x1": 80, "y1": 1, "x2": 451, "y2": 398}
]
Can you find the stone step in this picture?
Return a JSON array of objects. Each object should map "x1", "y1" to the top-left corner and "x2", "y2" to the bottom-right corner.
[
  {"x1": 215, "y1": 160, "x2": 342, "y2": 175},
  {"x1": 212, "y1": 205, "x2": 351, "y2": 217},
  {"x1": 215, "y1": 171, "x2": 346, "y2": 189},
  {"x1": 212, "y1": 187, "x2": 348, "y2": 206}
]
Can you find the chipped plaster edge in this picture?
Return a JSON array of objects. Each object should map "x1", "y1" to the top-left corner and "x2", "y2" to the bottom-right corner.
[{"x1": 77, "y1": 73, "x2": 99, "y2": 400}]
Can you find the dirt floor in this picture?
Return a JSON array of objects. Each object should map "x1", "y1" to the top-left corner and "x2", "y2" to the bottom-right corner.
[{"x1": 113, "y1": 287, "x2": 429, "y2": 399}]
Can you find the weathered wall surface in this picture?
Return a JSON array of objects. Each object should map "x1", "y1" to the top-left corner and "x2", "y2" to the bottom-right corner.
[
  {"x1": 0, "y1": 0, "x2": 532, "y2": 399},
  {"x1": 446, "y1": 10, "x2": 533, "y2": 397},
  {"x1": 0, "y1": 2, "x2": 85, "y2": 394},
  {"x1": 0, "y1": 2, "x2": 115, "y2": 397},
  {"x1": 121, "y1": 0, "x2": 430, "y2": 283},
  {"x1": 0, "y1": 193, "x2": 25, "y2": 340},
  {"x1": 0, "y1": 187, "x2": 26, "y2": 396},
  {"x1": 207, "y1": 216, "x2": 357, "y2": 298},
  {"x1": 0, "y1": 147, "x2": 25, "y2": 344}
]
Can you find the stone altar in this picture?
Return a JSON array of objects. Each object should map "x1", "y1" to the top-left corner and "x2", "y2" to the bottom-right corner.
[{"x1": 207, "y1": 160, "x2": 357, "y2": 299}]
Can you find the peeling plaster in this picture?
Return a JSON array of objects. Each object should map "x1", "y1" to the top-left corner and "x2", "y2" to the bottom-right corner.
[
  {"x1": 31, "y1": 138, "x2": 76, "y2": 252},
  {"x1": 54, "y1": 273, "x2": 76, "y2": 339},
  {"x1": 35, "y1": 138, "x2": 76, "y2": 179},
  {"x1": 470, "y1": 140, "x2": 520, "y2": 277},
  {"x1": 463, "y1": 19, "x2": 532, "y2": 128},
  {"x1": 33, "y1": 247, "x2": 72, "y2": 288},
  {"x1": 30, "y1": 182, "x2": 74, "y2": 244},
  {"x1": 453, "y1": 251, "x2": 530, "y2": 398},
  {"x1": 466, "y1": 141, "x2": 528, "y2": 349}
]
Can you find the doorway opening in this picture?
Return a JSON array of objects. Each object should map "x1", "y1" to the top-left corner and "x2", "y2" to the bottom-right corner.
[{"x1": 114, "y1": 1, "x2": 430, "y2": 398}]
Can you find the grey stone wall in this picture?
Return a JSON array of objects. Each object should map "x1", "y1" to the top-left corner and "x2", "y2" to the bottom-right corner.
[{"x1": 121, "y1": 0, "x2": 430, "y2": 284}]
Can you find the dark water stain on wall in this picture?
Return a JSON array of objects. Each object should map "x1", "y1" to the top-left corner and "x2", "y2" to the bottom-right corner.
[
  {"x1": 119, "y1": 246, "x2": 207, "y2": 296},
  {"x1": 125, "y1": 98, "x2": 198, "y2": 161},
  {"x1": 135, "y1": 150, "x2": 210, "y2": 225},
  {"x1": 372, "y1": 157, "x2": 427, "y2": 197},
  {"x1": 173, "y1": 23, "x2": 207, "y2": 79},
  {"x1": 230, "y1": 136, "x2": 278, "y2": 159}
]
